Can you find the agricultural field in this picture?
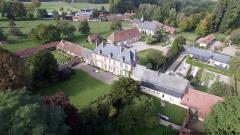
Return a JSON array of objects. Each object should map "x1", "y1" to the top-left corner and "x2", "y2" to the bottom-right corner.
[
  {"x1": 36, "y1": 70, "x2": 110, "y2": 109},
  {"x1": 24, "y1": 2, "x2": 109, "y2": 11},
  {"x1": 0, "y1": 20, "x2": 132, "y2": 52}
]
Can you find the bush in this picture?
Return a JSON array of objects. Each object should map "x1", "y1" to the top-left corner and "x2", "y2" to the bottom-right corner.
[{"x1": 230, "y1": 28, "x2": 240, "y2": 45}]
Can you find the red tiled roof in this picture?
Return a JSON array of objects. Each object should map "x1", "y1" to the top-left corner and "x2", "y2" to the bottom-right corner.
[
  {"x1": 72, "y1": 15, "x2": 89, "y2": 21},
  {"x1": 181, "y1": 89, "x2": 223, "y2": 120},
  {"x1": 163, "y1": 25, "x2": 176, "y2": 34},
  {"x1": 88, "y1": 34, "x2": 100, "y2": 42},
  {"x1": 56, "y1": 40, "x2": 82, "y2": 57},
  {"x1": 107, "y1": 14, "x2": 125, "y2": 21},
  {"x1": 107, "y1": 28, "x2": 140, "y2": 43},
  {"x1": 15, "y1": 41, "x2": 59, "y2": 58},
  {"x1": 197, "y1": 34, "x2": 215, "y2": 45}
]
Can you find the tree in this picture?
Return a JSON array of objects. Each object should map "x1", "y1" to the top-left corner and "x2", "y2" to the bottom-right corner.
[
  {"x1": 204, "y1": 96, "x2": 240, "y2": 134},
  {"x1": 230, "y1": 56, "x2": 240, "y2": 79},
  {"x1": 145, "y1": 35, "x2": 155, "y2": 44},
  {"x1": 187, "y1": 13, "x2": 203, "y2": 30},
  {"x1": 0, "y1": 48, "x2": 29, "y2": 91},
  {"x1": 56, "y1": 21, "x2": 76, "y2": 37},
  {"x1": 116, "y1": 96, "x2": 158, "y2": 134},
  {"x1": 196, "y1": 13, "x2": 215, "y2": 36},
  {"x1": 111, "y1": 77, "x2": 141, "y2": 106},
  {"x1": 31, "y1": 51, "x2": 58, "y2": 84},
  {"x1": 110, "y1": 20, "x2": 122, "y2": 31},
  {"x1": 37, "y1": 9, "x2": 48, "y2": 18},
  {"x1": 29, "y1": 24, "x2": 61, "y2": 43},
  {"x1": 145, "y1": 49, "x2": 166, "y2": 70},
  {"x1": 32, "y1": 0, "x2": 41, "y2": 8},
  {"x1": 0, "y1": 90, "x2": 69, "y2": 135},
  {"x1": 53, "y1": 10, "x2": 60, "y2": 20},
  {"x1": 0, "y1": 2, "x2": 27, "y2": 20},
  {"x1": 42, "y1": 92, "x2": 81, "y2": 135},
  {"x1": 78, "y1": 20, "x2": 90, "y2": 34},
  {"x1": 92, "y1": 9, "x2": 99, "y2": 18},
  {"x1": 179, "y1": 19, "x2": 190, "y2": 32},
  {"x1": 209, "y1": 82, "x2": 235, "y2": 97},
  {"x1": 230, "y1": 28, "x2": 240, "y2": 45},
  {"x1": 0, "y1": 28, "x2": 6, "y2": 41}
]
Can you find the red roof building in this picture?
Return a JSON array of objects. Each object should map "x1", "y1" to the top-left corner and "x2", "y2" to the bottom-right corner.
[
  {"x1": 181, "y1": 89, "x2": 223, "y2": 121},
  {"x1": 72, "y1": 15, "x2": 89, "y2": 22},
  {"x1": 88, "y1": 34, "x2": 101, "y2": 43},
  {"x1": 163, "y1": 25, "x2": 176, "y2": 34},
  {"x1": 107, "y1": 28, "x2": 141, "y2": 45},
  {"x1": 196, "y1": 34, "x2": 215, "y2": 48}
]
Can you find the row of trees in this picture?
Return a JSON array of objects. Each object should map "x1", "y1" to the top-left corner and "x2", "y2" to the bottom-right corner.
[{"x1": 0, "y1": 1, "x2": 41, "y2": 19}]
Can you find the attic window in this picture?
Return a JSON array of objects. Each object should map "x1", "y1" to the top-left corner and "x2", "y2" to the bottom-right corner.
[
  {"x1": 98, "y1": 50, "x2": 102, "y2": 54},
  {"x1": 122, "y1": 56, "x2": 125, "y2": 62}
]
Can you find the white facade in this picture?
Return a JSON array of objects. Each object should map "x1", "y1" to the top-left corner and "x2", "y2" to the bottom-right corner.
[
  {"x1": 199, "y1": 43, "x2": 208, "y2": 48},
  {"x1": 208, "y1": 59, "x2": 229, "y2": 68},
  {"x1": 138, "y1": 28, "x2": 155, "y2": 36},
  {"x1": 141, "y1": 86, "x2": 182, "y2": 105},
  {"x1": 92, "y1": 53, "x2": 132, "y2": 77}
]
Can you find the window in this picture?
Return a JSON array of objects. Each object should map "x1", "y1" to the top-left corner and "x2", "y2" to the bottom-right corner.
[{"x1": 162, "y1": 94, "x2": 165, "y2": 98}]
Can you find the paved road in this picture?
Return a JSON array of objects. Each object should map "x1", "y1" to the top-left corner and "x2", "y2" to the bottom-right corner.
[
  {"x1": 160, "y1": 119, "x2": 181, "y2": 130},
  {"x1": 73, "y1": 63, "x2": 119, "y2": 85}
]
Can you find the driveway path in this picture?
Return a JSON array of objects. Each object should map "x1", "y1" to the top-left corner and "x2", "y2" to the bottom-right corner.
[{"x1": 73, "y1": 63, "x2": 119, "y2": 85}]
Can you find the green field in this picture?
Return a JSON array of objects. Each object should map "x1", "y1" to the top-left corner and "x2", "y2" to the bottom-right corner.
[
  {"x1": 24, "y1": 2, "x2": 109, "y2": 11},
  {"x1": 131, "y1": 125, "x2": 178, "y2": 135},
  {"x1": 237, "y1": 80, "x2": 240, "y2": 96},
  {"x1": 36, "y1": 70, "x2": 110, "y2": 109},
  {"x1": 178, "y1": 32, "x2": 199, "y2": 42},
  {"x1": 0, "y1": 20, "x2": 132, "y2": 52}
]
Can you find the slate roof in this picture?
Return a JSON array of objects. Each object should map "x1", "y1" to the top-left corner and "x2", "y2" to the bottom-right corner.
[
  {"x1": 107, "y1": 28, "x2": 140, "y2": 43},
  {"x1": 138, "y1": 21, "x2": 158, "y2": 32},
  {"x1": 185, "y1": 46, "x2": 231, "y2": 64},
  {"x1": 140, "y1": 69, "x2": 189, "y2": 98},
  {"x1": 94, "y1": 43, "x2": 135, "y2": 65}
]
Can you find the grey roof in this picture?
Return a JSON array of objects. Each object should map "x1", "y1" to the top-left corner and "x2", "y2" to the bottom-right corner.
[
  {"x1": 81, "y1": 47, "x2": 93, "y2": 60},
  {"x1": 138, "y1": 21, "x2": 158, "y2": 32},
  {"x1": 94, "y1": 43, "x2": 135, "y2": 65},
  {"x1": 141, "y1": 69, "x2": 188, "y2": 98},
  {"x1": 185, "y1": 46, "x2": 231, "y2": 64}
]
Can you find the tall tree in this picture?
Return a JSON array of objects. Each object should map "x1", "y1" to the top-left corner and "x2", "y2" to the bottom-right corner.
[
  {"x1": 31, "y1": 51, "x2": 58, "y2": 84},
  {"x1": 0, "y1": 90, "x2": 69, "y2": 135},
  {"x1": 196, "y1": 13, "x2": 215, "y2": 36},
  {"x1": 42, "y1": 92, "x2": 81, "y2": 135},
  {"x1": 0, "y1": 48, "x2": 29, "y2": 91},
  {"x1": 78, "y1": 20, "x2": 90, "y2": 34},
  {"x1": 230, "y1": 56, "x2": 240, "y2": 79},
  {"x1": 56, "y1": 21, "x2": 76, "y2": 37},
  {"x1": 144, "y1": 49, "x2": 166, "y2": 70},
  {"x1": 110, "y1": 20, "x2": 122, "y2": 31},
  {"x1": 204, "y1": 96, "x2": 240, "y2": 134}
]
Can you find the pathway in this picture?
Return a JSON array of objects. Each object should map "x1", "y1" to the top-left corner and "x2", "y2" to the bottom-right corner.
[{"x1": 159, "y1": 119, "x2": 181, "y2": 130}]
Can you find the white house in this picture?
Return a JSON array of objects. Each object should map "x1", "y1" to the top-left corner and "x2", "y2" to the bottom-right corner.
[
  {"x1": 185, "y1": 46, "x2": 231, "y2": 68},
  {"x1": 107, "y1": 28, "x2": 141, "y2": 46},
  {"x1": 131, "y1": 65, "x2": 189, "y2": 105},
  {"x1": 92, "y1": 43, "x2": 137, "y2": 77}
]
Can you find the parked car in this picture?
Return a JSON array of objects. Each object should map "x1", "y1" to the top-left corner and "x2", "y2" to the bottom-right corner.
[{"x1": 158, "y1": 113, "x2": 170, "y2": 121}]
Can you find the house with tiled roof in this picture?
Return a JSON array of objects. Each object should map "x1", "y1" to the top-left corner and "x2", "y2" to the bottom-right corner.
[
  {"x1": 92, "y1": 43, "x2": 137, "y2": 77},
  {"x1": 88, "y1": 34, "x2": 101, "y2": 44},
  {"x1": 107, "y1": 14, "x2": 125, "y2": 21},
  {"x1": 72, "y1": 15, "x2": 89, "y2": 22},
  {"x1": 185, "y1": 46, "x2": 231, "y2": 68},
  {"x1": 163, "y1": 25, "x2": 176, "y2": 34},
  {"x1": 196, "y1": 34, "x2": 215, "y2": 48},
  {"x1": 107, "y1": 28, "x2": 141, "y2": 46}
]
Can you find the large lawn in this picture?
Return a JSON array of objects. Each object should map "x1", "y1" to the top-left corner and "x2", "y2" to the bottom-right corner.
[
  {"x1": 0, "y1": 20, "x2": 131, "y2": 52},
  {"x1": 131, "y1": 125, "x2": 178, "y2": 135},
  {"x1": 24, "y1": 2, "x2": 109, "y2": 11},
  {"x1": 153, "y1": 98, "x2": 187, "y2": 125},
  {"x1": 178, "y1": 32, "x2": 199, "y2": 42},
  {"x1": 35, "y1": 70, "x2": 110, "y2": 109}
]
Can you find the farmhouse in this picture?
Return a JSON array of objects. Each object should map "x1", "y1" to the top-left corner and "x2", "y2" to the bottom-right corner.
[
  {"x1": 92, "y1": 43, "x2": 137, "y2": 77},
  {"x1": 107, "y1": 28, "x2": 141, "y2": 46},
  {"x1": 163, "y1": 25, "x2": 176, "y2": 34},
  {"x1": 196, "y1": 34, "x2": 215, "y2": 48},
  {"x1": 72, "y1": 15, "x2": 89, "y2": 22},
  {"x1": 185, "y1": 46, "x2": 231, "y2": 68},
  {"x1": 131, "y1": 65, "x2": 189, "y2": 105}
]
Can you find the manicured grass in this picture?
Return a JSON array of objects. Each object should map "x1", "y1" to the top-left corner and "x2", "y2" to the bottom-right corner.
[
  {"x1": 131, "y1": 125, "x2": 178, "y2": 135},
  {"x1": 24, "y1": 2, "x2": 109, "y2": 11},
  {"x1": 51, "y1": 50, "x2": 72, "y2": 65},
  {"x1": 35, "y1": 70, "x2": 110, "y2": 109},
  {"x1": 200, "y1": 70, "x2": 215, "y2": 86},
  {"x1": 237, "y1": 80, "x2": 240, "y2": 96},
  {"x1": 152, "y1": 98, "x2": 187, "y2": 125},
  {"x1": 137, "y1": 49, "x2": 159, "y2": 65},
  {"x1": 0, "y1": 20, "x2": 131, "y2": 52}
]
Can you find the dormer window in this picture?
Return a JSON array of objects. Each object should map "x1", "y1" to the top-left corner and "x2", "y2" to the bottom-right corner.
[{"x1": 98, "y1": 50, "x2": 102, "y2": 54}]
